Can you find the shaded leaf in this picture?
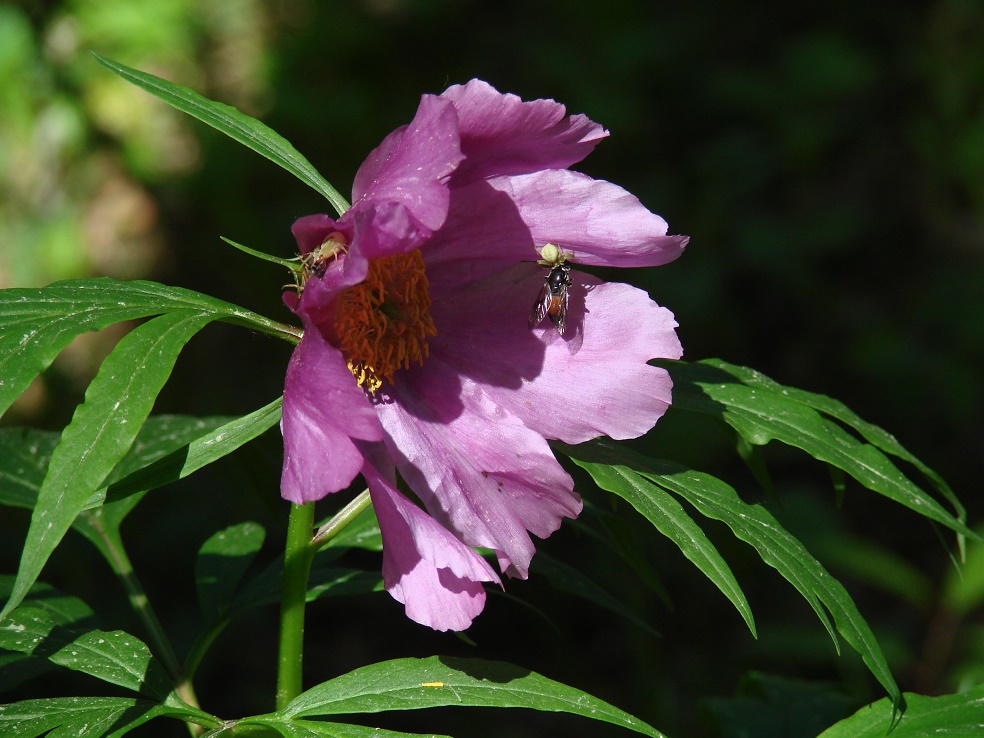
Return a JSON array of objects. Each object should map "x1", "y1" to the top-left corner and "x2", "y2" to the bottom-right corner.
[
  {"x1": 196, "y1": 522, "x2": 266, "y2": 620},
  {"x1": 532, "y1": 551, "x2": 659, "y2": 636},
  {"x1": 92, "y1": 53, "x2": 349, "y2": 216},
  {"x1": 0, "y1": 579, "x2": 96, "y2": 692},
  {"x1": 0, "y1": 606, "x2": 173, "y2": 699}
]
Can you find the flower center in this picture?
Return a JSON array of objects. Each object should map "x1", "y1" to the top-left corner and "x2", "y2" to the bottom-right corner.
[{"x1": 333, "y1": 250, "x2": 437, "y2": 393}]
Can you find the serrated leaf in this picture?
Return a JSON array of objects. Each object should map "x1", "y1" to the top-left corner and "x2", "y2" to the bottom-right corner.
[
  {"x1": 563, "y1": 440, "x2": 900, "y2": 707},
  {"x1": 817, "y1": 683, "x2": 984, "y2": 737},
  {"x1": 91, "y1": 53, "x2": 349, "y2": 216},
  {"x1": 0, "y1": 696, "x2": 217, "y2": 738},
  {"x1": 196, "y1": 522, "x2": 266, "y2": 620},
  {"x1": 0, "y1": 607, "x2": 173, "y2": 699},
  {"x1": 264, "y1": 656, "x2": 667, "y2": 737},
  {"x1": 0, "y1": 277, "x2": 291, "y2": 419},
  {"x1": 558, "y1": 443, "x2": 754, "y2": 638},
  {"x1": 667, "y1": 359, "x2": 972, "y2": 538},
  {"x1": 2, "y1": 311, "x2": 212, "y2": 620}
]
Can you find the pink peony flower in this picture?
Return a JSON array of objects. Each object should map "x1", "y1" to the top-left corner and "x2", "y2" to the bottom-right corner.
[{"x1": 280, "y1": 80, "x2": 687, "y2": 630}]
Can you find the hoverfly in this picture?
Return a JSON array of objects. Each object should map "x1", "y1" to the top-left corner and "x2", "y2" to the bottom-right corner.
[{"x1": 528, "y1": 244, "x2": 574, "y2": 336}]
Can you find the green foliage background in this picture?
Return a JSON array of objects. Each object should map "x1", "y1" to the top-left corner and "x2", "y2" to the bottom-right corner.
[{"x1": 2, "y1": 1, "x2": 982, "y2": 736}]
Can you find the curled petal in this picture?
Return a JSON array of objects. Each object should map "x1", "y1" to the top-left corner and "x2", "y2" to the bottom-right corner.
[
  {"x1": 352, "y1": 94, "x2": 463, "y2": 237},
  {"x1": 494, "y1": 170, "x2": 688, "y2": 267},
  {"x1": 377, "y1": 373, "x2": 580, "y2": 579},
  {"x1": 363, "y1": 457, "x2": 500, "y2": 631},
  {"x1": 280, "y1": 326, "x2": 383, "y2": 503},
  {"x1": 441, "y1": 79, "x2": 608, "y2": 184},
  {"x1": 291, "y1": 214, "x2": 345, "y2": 255}
]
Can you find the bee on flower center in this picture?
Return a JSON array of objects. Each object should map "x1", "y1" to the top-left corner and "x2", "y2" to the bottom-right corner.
[{"x1": 528, "y1": 243, "x2": 574, "y2": 337}]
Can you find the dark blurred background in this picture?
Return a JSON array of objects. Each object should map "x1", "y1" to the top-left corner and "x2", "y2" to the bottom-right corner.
[{"x1": 2, "y1": 1, "x2": 983, "y2": 736}]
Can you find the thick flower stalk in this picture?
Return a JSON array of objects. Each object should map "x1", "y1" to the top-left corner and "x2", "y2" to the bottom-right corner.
[{"x1": 281, "y1": 80, "x2": 687, "y2": 631}]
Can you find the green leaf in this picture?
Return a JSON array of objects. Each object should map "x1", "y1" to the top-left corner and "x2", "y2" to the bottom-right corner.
[
  {"x1": 704, "y1": 672, "x2": 858, "y2": 738},
  {"x1": 817, "y1": 683, "x2": 984, "y2": 737},
  {"x1": 666, "y1": 359, "x2": 972, "y2": 538},
  {"x1": 0, "y1": 277, "x2": 292, "y2": 419},
  {"x1": 532, "y1": 551, "x2": 659, "y2": 636},
  {"x1": 91, "y1": 52, "x2": 349, "y2": 217},
  {"x1": 557, "y1": 442, "x2": 755, "y2": 638},
  {"x1": 562, "y1": 440, "x2": 900, "y2": 707},
  {"x1": 261, "y1": 656, "x2": 667, "y2": 737},
  {"x1": 196, "y1": 522, "x2": 266, "y2": 620},
  {"x1": 0, "y1": 579, "x2": 96, "y2": 692},
  {"x1": 243, "y1": 718, "x2": 450, "y2": 738},
  {"x1": 1, "y1": 311, "x2": 212, "y2": 620},
  {"x1": 0, "y1": 428, "x2": 59, "y2": 509},
  {"x1": 321, "y1": 504, "x2": 382, "y2": 554},
  {"x1": 0, "y1": 606, "x2": 173, "y2": 699},
  {"x1": 97, "y1": 397, "x2": 283, "y2": 508},
  {"x1": 0, "y1": 697, "x2": 218, "y2": 737}
]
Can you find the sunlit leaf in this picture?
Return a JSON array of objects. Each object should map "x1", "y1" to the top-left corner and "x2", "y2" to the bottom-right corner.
[
  {"x1": 97, "y1": 397, "x2": 283, "y2": 508},
  {"x1": 92, "y1": 52, "x2": 349, "y2": 216},
  {"x1": 0, "y1": 278, "x2": 293, "y2": 420},
  {"x1": 1, "y1": 311, "x2": 212, "y2": 620},
  {"x1": 257, "y1": 656, "x2": 667, "y2": 737},
  {"x1": 666, "y1": 359, "x2": 972, "y2": 538},
  {"x1": 0, "y1": 697, "x2": 218, "y2": 737},
  {"x1": 562, "y1": 439, "x2": 900, "y2": 708},
  {"x1": 817, "y1": 683, "x2": 984, "y2": 737},
  {"x1": 557, "y1": 442, "x2": 754, "y2": 638}
]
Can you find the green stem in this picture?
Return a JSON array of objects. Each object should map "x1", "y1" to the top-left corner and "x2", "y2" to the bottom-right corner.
[
  {"x1": 83, "y1": 514, "x2": 203, "y2": 735},
  {"x1": 276, "y1": 502, "x2": 317, "y2": 710},
  {"x1": 311, "y1": 489, "x2": 372, "y2": 550}
]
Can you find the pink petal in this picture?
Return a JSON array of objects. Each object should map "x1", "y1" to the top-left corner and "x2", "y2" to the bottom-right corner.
[
  {"x1": 498, "y1": 170, "x2": 688, "y2": 267},
  {"x1": 377, "y1": 372, "x2": 580, "y2": 579},
  {"x1": 440, "y1": 79, "x2": 607, "y2": 184},
  {"x1": 280, "y1": 326, "x2": 383, "y2": 504},
  {"x1": 352, "y1": 94, "x2": 463, "y2": 236},
  {"x1": 425, "y1": 263, "x2": 681, "y2": 443},
  {"x1": 363, "y1": 457, "x2": 500, "y2": 631}
]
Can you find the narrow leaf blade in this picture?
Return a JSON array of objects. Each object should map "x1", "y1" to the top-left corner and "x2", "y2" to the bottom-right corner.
[
  {"x1": 98, "y1": 397, "x2": 283, "y2": 507},
  {"x1": 667, "y1": 359, "x2": 972, "y2": 539},
  {"x1": 0, "y1": 277, "x2": 292, "y2": 418},
  {"x1": 91, "y1": 52, "x2": 349, "y2": 215},
  {"x1": 558, "y1": 444, "x2": 755, "y2": 637},
  {"x1": 1, "y1": 311, "x2": 212, "y2": 619}
]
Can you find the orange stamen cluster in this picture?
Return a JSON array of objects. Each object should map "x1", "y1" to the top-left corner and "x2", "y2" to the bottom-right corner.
[{"x1": 333, "y1": 249, "x2": 437, "y2": 393}]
